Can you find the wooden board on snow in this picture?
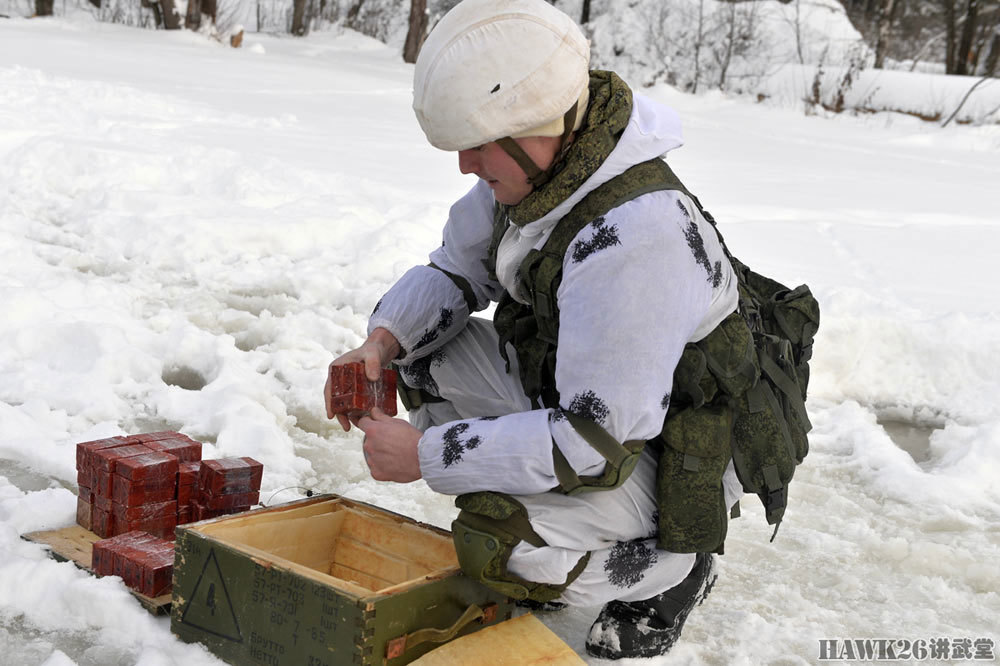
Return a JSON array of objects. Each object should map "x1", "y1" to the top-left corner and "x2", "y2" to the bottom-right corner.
[
  {"x1": 412, "y1": 613, "x2": 585, "y2": 665},
  {"x1": 22, "y1": 525, "x2": 172, "y2": 615}
]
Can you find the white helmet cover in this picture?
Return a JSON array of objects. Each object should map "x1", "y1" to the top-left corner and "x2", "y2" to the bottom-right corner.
[{"x1": 413, "y1": 0, "x2": 591, "y2": 151}]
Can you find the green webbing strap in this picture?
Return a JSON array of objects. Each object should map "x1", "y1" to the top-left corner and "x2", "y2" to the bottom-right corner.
[
  {"x1": 456, "y1": 507, "x2": 546, "y2": 549},
  {"x1": 495, "y1": 137, "x2": 544, "y2": 184},
  {"x1": 759, "y1": 352, "x2": 811, "y2": 429},
  {"x1": 550, "y1": 411, "x2": 646, "y2": 495},
  {"x1": 496, "y1": 103, "x2": 581, "y2": 189},
  {"x1": 428, "y1": 262, "x2": 478, "y2": 314}
]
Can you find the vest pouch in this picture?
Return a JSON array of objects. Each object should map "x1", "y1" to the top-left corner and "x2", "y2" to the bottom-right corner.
[{"x1": 655, "y1": 400, "x2": 734, "y2": 554}]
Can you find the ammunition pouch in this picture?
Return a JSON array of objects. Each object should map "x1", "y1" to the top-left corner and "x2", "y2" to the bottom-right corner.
[
  {"x1": 451, "y1": 492, "x2": 589, "y2": 602},
  {"x1": 655, "y1": 311, "x2": 755, "y2": 554}
]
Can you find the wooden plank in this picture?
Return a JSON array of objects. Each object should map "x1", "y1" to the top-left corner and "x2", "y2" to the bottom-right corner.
[
  {"x1": 22, "y1": 526, "x2": 172, "y2": 615},
  {"x1": 332, "y1": 535, "x2": 421, "y2": 585},
  {"x1": 341, "y1": 508, "x2": 458, "y2": 572},
  {"x1": 412, "y1": 613, "x2": 585, "y2": 665}
]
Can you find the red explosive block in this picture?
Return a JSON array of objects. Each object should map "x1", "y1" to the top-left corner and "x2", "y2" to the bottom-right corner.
[
  {"x1": 76, "y1": 436, "x2": 129, "y2": 471},
  {"x1": 199, "y1": 458, "x2": 263, "y2": 495},
  {"x1": 141, "y1": 435, "x2": 202, "y2": 463},
  {"x1": 94, "y1": 531, "x2": 174, "y2": 596},
  {"x1": 92, "y1": 508, "x2": 113, "y2": 538},
  {"x1": 116, "y1": 513, "x2": 177, "y2": 539},
  {"x1": 114, "y1": 451, "x2": 179, "y2": 482},
  {"x1": 177, "y1": 483, "x2": 195, "y2": 506},
  {"x1": 93, "y1": 444, "x2": 152, "y2": 475},
  {"x1": 327, "y1": 362, "x2": 397, "y2": 417},
  {"x1": 177, "y1": 461, "x2": 200, "y2": 487},
  {"x1": 112, "y1": 475, "x2": 176, "y2": 506},
  {"x1": 200, "y1": 490, "x2": 259, "y2": 511},
  {"x1": 94, "y1": 493, "x2": 114, "y2": 514},
  {"x1": 177, "y1": 505, "x2": 194, "y2": 525},
  {"x1": 77, "y1": 468, "x2": 94, "y2": 491},
  {"x1": 140, "y1": 548, "x2": 175, "y2": 597},
  {"x1": 113, "y1": 500, "x2": 177, "y2": 524}
]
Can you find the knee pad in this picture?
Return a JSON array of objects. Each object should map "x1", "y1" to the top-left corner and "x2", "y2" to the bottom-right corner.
[{"x1": 452, "y1": 492, "x2": 589, "y2": 602}]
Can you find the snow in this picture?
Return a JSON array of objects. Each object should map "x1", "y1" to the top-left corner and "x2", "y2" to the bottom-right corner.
[{"x1": 1, "y1": 13, "x2": 999, "y2": 666}]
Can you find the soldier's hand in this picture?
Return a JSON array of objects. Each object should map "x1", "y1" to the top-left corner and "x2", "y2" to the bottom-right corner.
[
  {"x1": 325, "y1": 327, "x2": 401, "y2": 431},
  {"x1": 357, "y1": 408, "x2": 422, "y2": 483}
]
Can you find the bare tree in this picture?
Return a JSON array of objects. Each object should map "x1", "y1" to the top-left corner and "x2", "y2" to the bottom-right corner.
[
  {"x1": 35, "y1": 0, "x2": 54, "y2": 15},
  {"x1": 955, "y1": 0, "x2": 980, "y2": 73},
  {"x1": 403, "y1": 0, "x2": 428, "y2": 63},
  {"x1": 873, "y1": 0, "x2": 901, "y2": 68},
  {"x1": 291, "y1": 0, "x2": 307, "y2": 34},
  {"x1": 186, "y1": 0, "x2": 202, "y2": 29},
  {"x1": 581, "y1": 0, "x2": 591, "y2": 24}
]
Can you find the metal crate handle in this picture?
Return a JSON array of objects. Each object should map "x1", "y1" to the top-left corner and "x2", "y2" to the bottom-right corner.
[{"x1": 385, "y1": 602, "x2": 497, "y2": 659}]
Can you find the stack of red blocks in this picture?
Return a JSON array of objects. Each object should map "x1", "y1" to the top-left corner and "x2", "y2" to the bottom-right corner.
[
  {"x1": 327, "y1": 362, "x2": 398, "y2": 417},
  {"x1": 92, "y1": 531, "x2": 175, "y2": 597},
  {"x1": 76, "y1": 431, "x2": 202, "y2": 539},
  {"x1": 195, "y1": 457, "x2": 264, "y2": 521},
  {"x1": 76, "y1": 431, "x2": 265, "y2": 598}
]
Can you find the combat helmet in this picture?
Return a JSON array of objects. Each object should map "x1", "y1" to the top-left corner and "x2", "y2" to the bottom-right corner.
[{"x1": 412, "y1": 0, "x2": 591, "y2": 186}]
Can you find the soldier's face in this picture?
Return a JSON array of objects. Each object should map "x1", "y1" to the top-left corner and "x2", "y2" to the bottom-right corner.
[{"x1": 457, "y1": 136, "x2": 561, "y2": 205}]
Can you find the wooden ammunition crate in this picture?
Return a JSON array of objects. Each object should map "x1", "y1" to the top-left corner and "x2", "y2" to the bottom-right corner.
[{"x1": 170, "y1": 494, "x2": 514, "y2": 665}]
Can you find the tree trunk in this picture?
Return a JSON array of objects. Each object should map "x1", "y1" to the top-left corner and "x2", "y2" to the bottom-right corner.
[
  {"x1": 291, "y1": 0, "x2": 307, "y2": 35},
  {"x1": 982, "y1": 27, "x2": 1000, "y2": 75},
  {"x1": 186, "y1": 0, "x2": 201, "y2": 29},
  {"x1": 581, "y1": 0, "x2": 590, "y2": 24},
  {"x1": 955, "y1": 0, "x2": 979, "y2": 74},
  {"x1": 403, "y1": 0, "x2": 428, "y2": 64},
  {"x1": 87, "y1": 0, "x2": 100, "y2": 8},
  {"x1": 160, "y1": 0, "x2": 182, "y2": 28},
  {"x1": 35, "y1": 0, "x2": 54, "y2": 15},
  {"x1": 873, "y1": 0, "x2": 898, "y2": 68},
  {"x1": 945, "y1": 0, "x2": 958, "y2": 73},
  {"x1": 202, "y1": 0, "x2": 216, "y2": 24}
]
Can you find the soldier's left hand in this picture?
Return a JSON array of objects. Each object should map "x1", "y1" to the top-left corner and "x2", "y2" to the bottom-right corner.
[{"x1": 356, "y1": 407, "x2": 422, "y2": 483}]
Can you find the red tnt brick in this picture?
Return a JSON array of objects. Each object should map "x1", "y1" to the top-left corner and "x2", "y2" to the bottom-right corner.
[
  {"x1": 76, "y1": 436, "x2": 128, "y2": 470},
  {"x1": 177, "y1": 505, "x2": 194, "y2": 525},
  {"x1": 177, "y1": 483, "x2": 195, "y2": 506},
  {"x1": 115, "y1": 451, "x2": 179, "y2": 482},
  {"x1": 327, "y1": 362, "x2": 398, "y2": 417},
  {"x1": 201, "y1": 490, "x2": 259, "y2": 511},
  {"x1": 92, "y1": 508, "x2": 113, "y2": 538},
  {"x1": 77, "y1": 497, "x2": 92, "y2": 531},
  {"x1": 112, "y1": 475, "x2": 176, "y2": 506},
  {"x1": 113, "y1": 500, "x2": 177, "y2": 523},
  {"x1": 116, "y1": 514, "x2": 177, "y2": 539},
  {"x1": 93, "y1": 444, "x2": 152, "y2": 474},
  {"x1": 199, "y1": 458, "x2": 263, "y2": 495},
  {"x1": 77, "y1": 468, "x2": 94, "y2": 491},
  {"x1": 142, "y1": 436, "x2": 202, "y2": 463},
  {"x1": 108, "y1": 531, "x2": 158, "y2": 582},
  {"x1": 92, "y1": 538, "x2": 118, "y2": 576},
  {"x1": 93, "y1": 470, "x2": 115, "y2": 499},
  {"x1": 177, "y1": 461, "x2": 200, "y2": 486},
  {"x1": 94, "y1": 493, "x2": 114, "y2": 514},
  {"x1": 139, "y1": 548, "x2": 175, "y2": 597}
]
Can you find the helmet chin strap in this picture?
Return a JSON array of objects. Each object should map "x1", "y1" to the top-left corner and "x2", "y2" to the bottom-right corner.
[{"x1": 495, "y1": 101, "x2": 579, "y2": 189}]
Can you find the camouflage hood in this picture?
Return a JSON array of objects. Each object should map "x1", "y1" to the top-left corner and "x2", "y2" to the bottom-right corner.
[{"x1": 495, "y1": 71, "x2": 685, "y2": 303}]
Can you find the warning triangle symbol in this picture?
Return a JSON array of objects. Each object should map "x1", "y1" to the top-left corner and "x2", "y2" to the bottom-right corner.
[{"x1": 180, "y1": 548, "x2": 243, "y2": 642}]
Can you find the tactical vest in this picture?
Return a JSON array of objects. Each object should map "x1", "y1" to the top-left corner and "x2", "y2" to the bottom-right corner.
[{"x1": 486, "y1": 158, "x2": 820, "y2": 554}]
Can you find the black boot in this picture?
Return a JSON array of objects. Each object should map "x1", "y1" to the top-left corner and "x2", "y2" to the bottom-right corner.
[{"x1": 585, "y1": 552, "x2": 717, "y2": 660}]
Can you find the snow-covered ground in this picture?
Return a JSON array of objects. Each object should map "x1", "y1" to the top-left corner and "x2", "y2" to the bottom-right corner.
[{"x1": 1, "y1": 16, "x2": 998, "y2": 666}]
